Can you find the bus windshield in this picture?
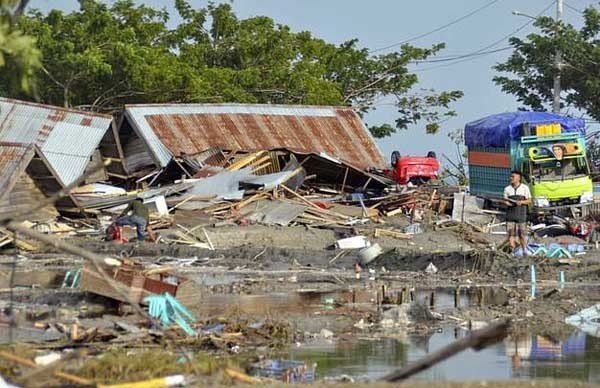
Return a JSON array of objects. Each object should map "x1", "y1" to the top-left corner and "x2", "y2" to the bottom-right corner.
[{"x1": 529, "y1": 157, "x2": 588, "y2": 182}]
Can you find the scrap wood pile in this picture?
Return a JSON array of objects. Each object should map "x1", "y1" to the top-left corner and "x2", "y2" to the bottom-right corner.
[
  {"x1": 158, "y1": 148, "x2": 392, "y2": 228},
  {"x1": 369, "y1": 185, "x2": 454, "y2": 217},
  {"x1": 0, "y1": 315, "x2": 301, "y2": 386},
  {"x1": 0, "y1": 145, "x2": 464, "y2": 253},
  {"x1": 14, "y1": 315, "x2": 297, "y2": 351},
  {"x1": 156, "y1": 148, "x2": 461, "y2": 230}
]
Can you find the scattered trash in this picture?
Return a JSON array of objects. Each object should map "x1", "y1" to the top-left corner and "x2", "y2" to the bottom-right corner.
[
  {"x1": 336, "y1": 236, "x2": 370, "y2": 249},
  {"x1": 0, "y1": 375, "x2": 19, "y2": 388},
  {"x1": 318, "y1": 329, "x2": 334, "y2": 339},
  {"x1": 1, "y1": 95, "x2": 599, "y2": 387},
  {"x1": 425, "y1": 262, "x2": 438, "y2": 274},
  {"x1": 200, "y1": 323, "x2": 225, "y2": 334},
  {"x1": 101, "y1": 375, "x2": 186, "y2": 388},
  {"x1": 358, "y1": 243, "x2": 383, "y2": 265},
  {"x1": 515, "y1": 242, "x2": 579, "y2": 258},
  {"x1": 144, "y1": 293, "x2": 197, "y2": 336},
  {"x1": 61, "y1": 269, "x2": 81, "y2": 289},
  {"x1": 354, "y1": 262, "x2": 362, "y2": 279},
  {"x1": 404, "y1": 223, "x2": 424, "y2": 235},
  {"x1": 80, "y1": 261, "x2": 182, "y2": 304},
  {"x1": 566, "y1": 304, "x2": 600, "y2": 337},
  {"x1": 250, "y1": 359, "x2": 317, "y2": 383},
  {"x1": 34, "y1": 352, "x2": 62, "y2": 366},
  {"x1": 353, "y1": 319, "x2": 371, "y2": 330}
]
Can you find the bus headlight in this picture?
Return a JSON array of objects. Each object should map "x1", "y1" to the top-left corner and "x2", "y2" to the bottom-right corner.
[
  {"x1": 533, "y1": 197, "x2": 550, "y2": 207},
  {"x1": 580, "y1": 191, "x2": 594, "y2": 204}
]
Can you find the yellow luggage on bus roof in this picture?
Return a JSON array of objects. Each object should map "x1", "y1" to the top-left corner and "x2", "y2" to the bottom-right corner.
[{"x1": 535, "y1": 123, "x2": 561, "y2": 136}]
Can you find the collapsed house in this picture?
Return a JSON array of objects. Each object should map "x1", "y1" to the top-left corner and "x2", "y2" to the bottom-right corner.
[
  {"x1": 118, "y1": 103, "x2": 391, "y2": 191},
  {"x1": 0, "y1": 98, "x2": 126, "y2": 220}
]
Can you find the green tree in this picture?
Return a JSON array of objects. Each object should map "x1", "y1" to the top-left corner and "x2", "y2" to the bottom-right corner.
[
  {"x1": 7, "y1": 0, "x2": 463, "y2": 137},
  {"x1": 13, "y1": 0, "x2": 196, "y2": 109},
  {"x1": 494, "y1": 5, "x2": 600, "y2": 120},
  {"x1": 0, "y1": 0, "x2": 40, "y2": 94}
]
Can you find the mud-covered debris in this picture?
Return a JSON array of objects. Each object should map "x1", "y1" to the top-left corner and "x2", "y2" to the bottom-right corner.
[
  {"x1": 318, "y1": 328, "x2": 334, "y2": 339},
  {"x1": 425, "y1": 262, "x2": 438, "y2": 274},
  {"x1": 381, "y1": 303, "x2": 436, "y2": 328}
]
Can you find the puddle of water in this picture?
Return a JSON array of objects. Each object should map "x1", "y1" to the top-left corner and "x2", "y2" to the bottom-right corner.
[
  {"x1": 187, "y1": 291, "x2": 330, "y2": 316},
  {"x1": 185, "y1": 286, "x2": 509, "y2": 317},
  {"x1": 281, "y1": 328, "x2": 600, "y2": 382},
  {"x1": 409, "y1": 287, "x2": 509, "y2": 311}
]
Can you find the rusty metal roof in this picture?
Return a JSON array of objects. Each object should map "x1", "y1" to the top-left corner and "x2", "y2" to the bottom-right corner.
[
  {"x1": 123, "y1": 104, "x2": 386, "y2": 169},
  {"x1": 0, "y1": 143, "x2": 34, "y2": 199},
  {"x1": 0, "y1": 97, "x2": 112, "y2": 186}
]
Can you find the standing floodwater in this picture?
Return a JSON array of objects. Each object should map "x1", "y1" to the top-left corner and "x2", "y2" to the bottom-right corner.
[{"x1": 282, "y1": 328, "x2": 599, "y2": 382}]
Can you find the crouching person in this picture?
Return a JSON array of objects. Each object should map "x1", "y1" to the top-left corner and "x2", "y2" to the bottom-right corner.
[{"x1": 116, "y1": 198, "x2": 150, "y2": 241}]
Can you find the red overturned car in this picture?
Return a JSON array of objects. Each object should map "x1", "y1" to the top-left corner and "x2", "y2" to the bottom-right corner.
[{"x1": 385, "y1": 151, "x2": 440, "y2": 185}]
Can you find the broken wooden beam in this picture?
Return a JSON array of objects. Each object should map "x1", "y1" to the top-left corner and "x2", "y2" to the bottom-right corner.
[{"x1": 374, "y1": 228, "x2": 412, "y2": 240}]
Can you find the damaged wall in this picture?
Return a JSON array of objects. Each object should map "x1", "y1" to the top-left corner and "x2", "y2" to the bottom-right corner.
[
  {"x1": 0, "y1": 171, "x2": 59, "y2": 221},
  {"x1": 119, "y1": 118, "x2": 156, "y2": 175}
]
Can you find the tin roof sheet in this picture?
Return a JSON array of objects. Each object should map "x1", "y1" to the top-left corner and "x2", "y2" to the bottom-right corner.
[
  {"x1": 0, "y1": 98, "x2": 112, "y2": 186},
  {"x1": 123, "y1": 103, "x2": 386, "y2": 169},
  {"x1": 0, "y1": 143, "x2": 33, "y2": 198}
]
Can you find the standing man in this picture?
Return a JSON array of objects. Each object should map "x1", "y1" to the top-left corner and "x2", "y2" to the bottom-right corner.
[
  {"x1": 504, "y1": 170, "x2": 531, "y2": 254},
  {"x1": 116, "y1": 198, "x2": 150, "y2": 241}
]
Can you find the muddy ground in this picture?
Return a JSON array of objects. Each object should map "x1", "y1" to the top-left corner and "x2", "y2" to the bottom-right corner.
[{"x1": 1, "y1": 214, "x2": 599, "y2": 385}]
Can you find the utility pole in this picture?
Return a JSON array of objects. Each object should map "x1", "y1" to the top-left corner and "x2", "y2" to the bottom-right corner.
[{"x1": 553, "y1": 0, "x2": 563, "y2": 114}]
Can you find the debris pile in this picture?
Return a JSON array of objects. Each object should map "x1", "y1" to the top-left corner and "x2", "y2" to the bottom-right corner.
[{"x1": 1, "y1": 98, "x2": 599, "y2": 386}]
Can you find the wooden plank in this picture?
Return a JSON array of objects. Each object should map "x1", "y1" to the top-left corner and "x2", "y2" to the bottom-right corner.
[
  {"x1": 329, "y1": 204, "x2": 378, "y2": 218},
  {"x1": 234, "y1": 192, "x2": 268, "y2": 210},
  {"x1": 167, "y1": 194, "x2": 217, "y2": 213},
  {"x1": 281, "y1": 185, "x2": 350, "y2": 219},
  {"x1": 226, "y1": 151, "x2": 267, "y2": 171},
  {"x1": 106, "y1": 172, "x2": 129, "y2": 179},
  {"x1": 385, "y1": 207, "x2": 405, "y2": 217},
  {"x1": 374, "y1": 228, "x2": 412, "y2": 240},
  {"x1": 247, "y1": 155, "x2": 271, "y2": 169}
]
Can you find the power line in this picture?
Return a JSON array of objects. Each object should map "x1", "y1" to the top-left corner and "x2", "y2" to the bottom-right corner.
[
  {"x1": 410, "y1": 0, "x2": 555, "y2": 73},
  {"x1": 564, "y1": 2, "x2": 583, "y2": 14},
  {"x1": 411, "y1": 46, "x2": 512, "y2": 64},
  {"x1": 369, "y1": 0, "x2": 501, "y2": 54}
]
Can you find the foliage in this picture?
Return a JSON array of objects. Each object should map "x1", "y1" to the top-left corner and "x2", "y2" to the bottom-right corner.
[
  {"x1": 494, "y1": 6, "x2": 600, "y2": 120},
  {"x1": 3, "y1": 0, "x2": 462, "y2": 136},
  {"x1": 440, "y1": 128, "x2": 468, "y2": 185},
  {"x1": 0, "y1": 0, "x2": 40, "y2": 94}
]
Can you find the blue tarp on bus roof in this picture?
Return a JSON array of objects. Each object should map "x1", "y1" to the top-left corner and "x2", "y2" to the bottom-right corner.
[{"x1": 464, "y1": 112, "x2": 585, "y2": 148}]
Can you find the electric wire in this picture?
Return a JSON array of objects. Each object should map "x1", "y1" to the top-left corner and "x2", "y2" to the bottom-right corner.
[
  {"x1": 410, "y1": 46, "x2": 512, "y2": 64},
  {"x1": 564, "y1": 2, "x2": 584, "y2": 14},
  {"x1": 410, "y1": 0, "x2": 555, "y2": 73},
  {"x1": 369, "y1": 0, "x2": 501, "y2": 53}
]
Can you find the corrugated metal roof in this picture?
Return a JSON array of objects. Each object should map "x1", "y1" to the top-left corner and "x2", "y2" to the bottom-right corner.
[
  {"x1": 123, "y1": 103, "x2": 386, "y2": 169},
  {"x1": 0, "y1": 143, "x2": 33, "y2": 194},
  {"x1": 0, "y1": 97, "x2": 112, "y2": 186}
]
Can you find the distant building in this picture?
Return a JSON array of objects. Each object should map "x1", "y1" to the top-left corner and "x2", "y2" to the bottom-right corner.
[
  {"x1": 0, "y1": 98, "x2": 125, "y2": 220},
  {"x1": 118, "y1": 103, "x2": 386, "y2": 178}
]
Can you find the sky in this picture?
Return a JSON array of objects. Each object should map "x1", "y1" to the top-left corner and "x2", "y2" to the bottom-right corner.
[{"x1": 33, "y1": 0, "x2": 598, "y2": 166}]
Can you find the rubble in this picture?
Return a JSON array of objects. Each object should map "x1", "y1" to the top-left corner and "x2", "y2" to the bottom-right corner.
[{"x1": 1, "y1": 98, "x2": 600, "y2": 386}]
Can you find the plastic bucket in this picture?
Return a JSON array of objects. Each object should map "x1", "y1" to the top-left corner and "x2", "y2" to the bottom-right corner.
[{"x1": 359, "y1": 243, "x2": 383, "y2": 265}]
